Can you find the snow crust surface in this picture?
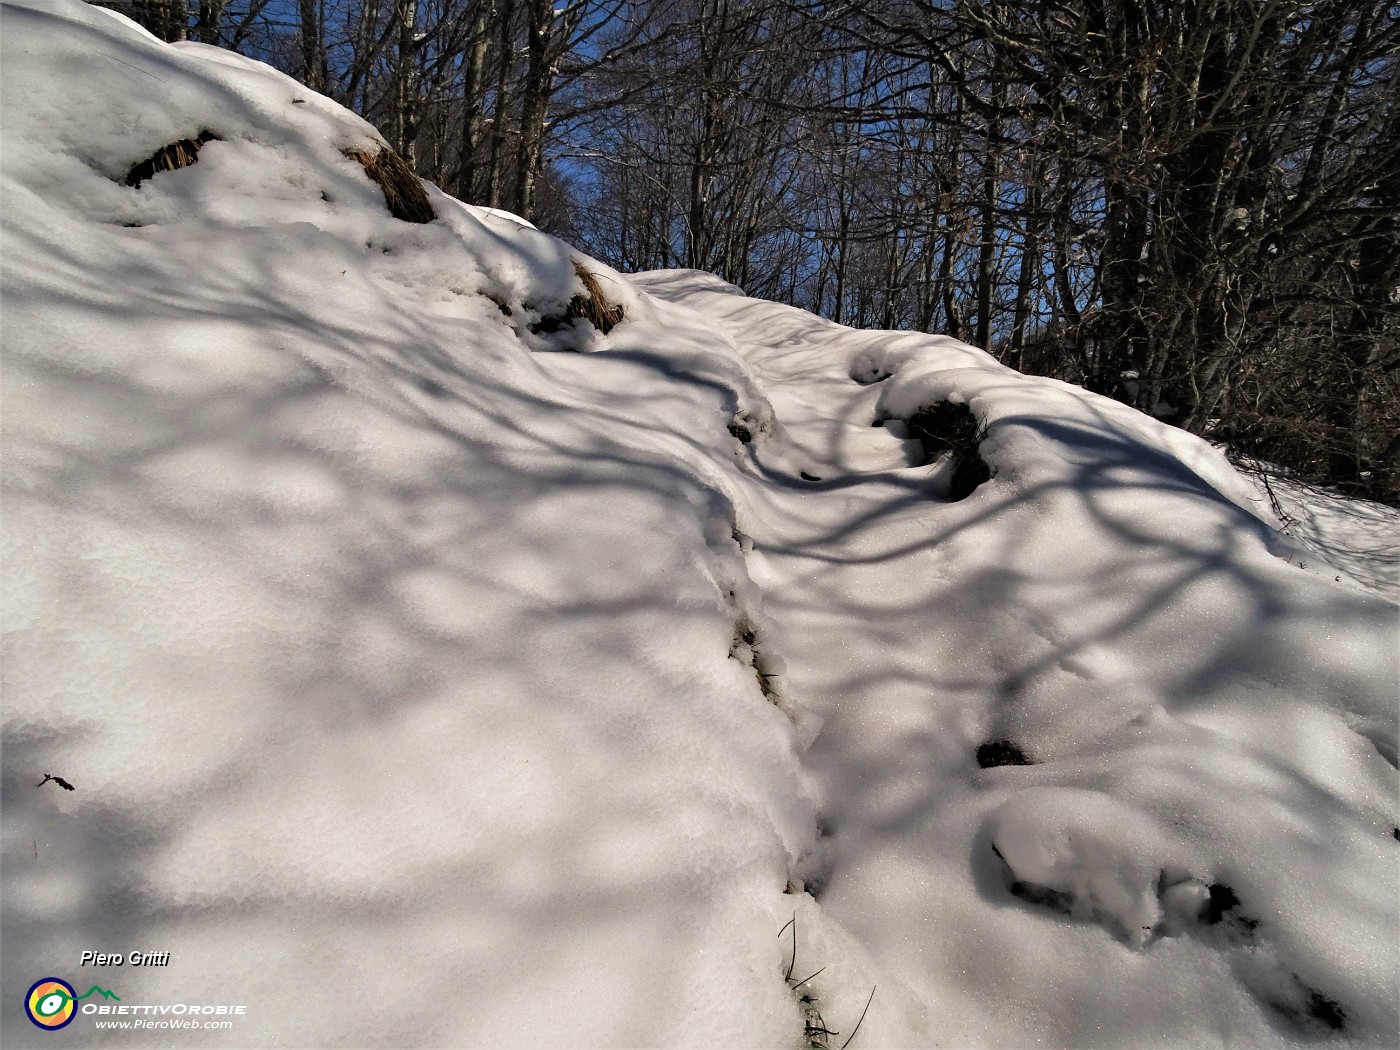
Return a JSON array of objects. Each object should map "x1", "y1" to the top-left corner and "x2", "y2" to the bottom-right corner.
[
  {"x1": 3, "y1": 3, "x2": 1397, "y2": 1047},
  {"x1": 636, "y1": 271, "x2": 1399, "y2": 1047}
]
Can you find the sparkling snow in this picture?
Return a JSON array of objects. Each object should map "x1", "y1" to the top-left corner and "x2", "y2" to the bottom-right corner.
[{"x1": 3, "y1": 3, "x2": 1397, "y2": 1047}]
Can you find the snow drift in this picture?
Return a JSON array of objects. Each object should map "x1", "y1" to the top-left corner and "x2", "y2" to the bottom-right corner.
[{"x1": 2, "y1": 2, "x2": 1396, "y2": 1047}]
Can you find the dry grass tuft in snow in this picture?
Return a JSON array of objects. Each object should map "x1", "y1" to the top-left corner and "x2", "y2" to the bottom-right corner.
[
  {"x1": 567, "y1": 260, "x2": 625, "y2": 333},
  {"x1": 905, "y1": 401, "x2": 993, "y2": 500},
  {"x1": 342, "y1": 145, "x2": 435, "y2": 223},
  {"x1": 731, "y1": 620, "x2": 780, "y2": 702},
  {"x1": 779, "y1": 915, "x2": 873, "y2": 1050},
  {"x1": 122, "y1": 129, "x2": 219, "y2": 187}
]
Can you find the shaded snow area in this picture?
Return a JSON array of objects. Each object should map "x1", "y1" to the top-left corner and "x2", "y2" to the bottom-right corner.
[
  {"x1": 1, "y1": 3, "x2": 1396, "y2": 1047},
  {"x1": 1246, "y1": 474, "x2": 1400, "y2": 603}
]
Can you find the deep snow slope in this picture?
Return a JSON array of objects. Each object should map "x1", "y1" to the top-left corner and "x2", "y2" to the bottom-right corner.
[
  {"x1": 3, "y1": 3, "x2": 1397, "y2": 1048},
  {"x1": 633, "y1": 272, "x2": 1399, "y2": 1047},
  {"x1": 2, "y1": 3, "x2": 813, "y2": 1046}
]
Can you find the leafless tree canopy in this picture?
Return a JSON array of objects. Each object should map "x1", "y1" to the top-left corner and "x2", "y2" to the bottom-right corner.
[{"x1": 95, "y1": 0, "x2": 1399, "y2": 501}]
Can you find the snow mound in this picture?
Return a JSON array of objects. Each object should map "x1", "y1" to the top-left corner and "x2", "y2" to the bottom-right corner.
[
  {"x1": 3, "y1": 1, "x2": 1397, "y2": 1047},
  {"x1": 2, "y1": 3, "x2": 815, "y2": 1046},
  {"x1": 638, "y1": 273, "x2": 1400, "y2": 1046},
  {"x1": 989, "y1": 787, "x2": 1187, "y2": 948}
]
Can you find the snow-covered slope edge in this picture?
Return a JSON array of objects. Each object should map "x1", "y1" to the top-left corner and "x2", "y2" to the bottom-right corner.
[
  {"x1": 2, "y1": 1, "x2": 1396, "y2": 1047},
  {"x1": 637, "y1": 272, "x2": 1400, "y2": 1046},
  {"x1": 2, "y1": 3, "x2": 821, "y2": 1046}
]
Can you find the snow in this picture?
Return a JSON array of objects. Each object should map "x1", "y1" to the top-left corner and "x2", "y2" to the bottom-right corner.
[
  {"x1": 641, "y1": 272, "x2": 1398, "y2": 1046},
  {"x1": 987, "y1": 786, "x2": 1189, "y2": 949},
  {"x1": 1247, "y1": 471, "x2": 1400, "y2": 602},
  {"x1": 2, "y1": 3, "x2": 1396, "y2": 1047}
]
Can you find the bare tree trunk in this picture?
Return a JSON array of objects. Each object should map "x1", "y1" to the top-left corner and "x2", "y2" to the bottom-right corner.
[
  {"x1": 513, "y1": 0, "x2": 554, "y2": 219},
  {"x1": 937, "y1": 231, "x2": 962, "y2": 339},
  {"x1": 394, "y1": 0, "x2": 419, "y2": 166},
  {"x1": 1329, "y1": 174, "x2": 1400, "y2": 486},
  {"x1": 197, "y1": 0, "x2": 225, "y2": 44},
  {"x1": 167, "y1": 0, "x2": 187, "y2": 40},
  {"x1": 1009, "y1": 179, "x2": 1042, "y2": 371},
  {"x1": 458, "y1": 0, "x2": 494, "y2": 201},
  {"x1": 486, "y1": 0, "x2": 516, "y2": 209},
  {"x1": 974, "y1": 80, "x2": 1003, "y2": 351},
  {"x1": 298, "y1": 0, "x2": 327, "y2": 93}
]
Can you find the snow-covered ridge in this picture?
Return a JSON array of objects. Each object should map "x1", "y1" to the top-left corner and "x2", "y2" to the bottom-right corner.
[
  {"x1": 3, "y1": 3, "x2": 815, "y2": 1045},
  {"x1": 638, "y1": 271, "x2": 1399, "y2": 1045},
  {"x1": 3, "y1": 2, "x2": 1396, "y2": 1047}
]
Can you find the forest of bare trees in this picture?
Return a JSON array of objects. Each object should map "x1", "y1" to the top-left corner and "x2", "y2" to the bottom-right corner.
[{"x1": 96, "y1": 0, "x2": 1400, "y2": 501}]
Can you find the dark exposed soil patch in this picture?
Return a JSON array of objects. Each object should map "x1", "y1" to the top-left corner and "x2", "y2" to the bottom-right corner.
[{"x1": 977, "y1": 739, "x2": 1034, "y2": 768}]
